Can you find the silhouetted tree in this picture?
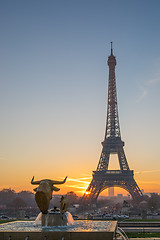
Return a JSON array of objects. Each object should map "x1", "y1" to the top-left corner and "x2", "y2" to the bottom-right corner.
[
  {"x1": 8, "y1": 197, "x2": 27, "y2": 209},
  {"x1": 0, "y1": 188, "x2": 16, "y2": 205},
  {"x1": 148, "y1": 193, "x2": 160, "y2": 212},
  {"x1": 65, "y1": 191, "x2": 78, "y2": 204},
  {"x1": 17, "y1": 191, "x2": 35, "y2": 206}
]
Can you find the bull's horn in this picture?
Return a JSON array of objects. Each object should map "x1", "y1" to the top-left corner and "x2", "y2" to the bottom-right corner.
[
  {"x1": 51, "y1": 176, "x2": 67, "y2": 185},
  {"x1": 52, "y1": 186, "x2": 60, "y2": 192},
  {"x1": 31, "y1": 176, "x2": 41, "y2": 185}
]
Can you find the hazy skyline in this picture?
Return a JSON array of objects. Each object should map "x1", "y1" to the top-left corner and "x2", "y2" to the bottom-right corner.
[{"x1": 1, "y1": 0, "x2": 160, "y2": 196}]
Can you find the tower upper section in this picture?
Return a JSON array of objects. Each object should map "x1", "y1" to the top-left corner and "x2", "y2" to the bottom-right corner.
[
  {"x1": 107, "y1": 42, "x2": 116, "y2": 68},
  {"x1": 104, "y1": 42, "x2": 121, "y2": 141}
]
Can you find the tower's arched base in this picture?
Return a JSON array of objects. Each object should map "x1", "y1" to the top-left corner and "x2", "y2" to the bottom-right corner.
[{"x1": 82, "y1": 170, "x2": 143, "y2": 204}]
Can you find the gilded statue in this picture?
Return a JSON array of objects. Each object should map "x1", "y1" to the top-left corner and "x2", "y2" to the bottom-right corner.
[{"x1": 31, "y1": 176, "x2": 67, "y2": 213}]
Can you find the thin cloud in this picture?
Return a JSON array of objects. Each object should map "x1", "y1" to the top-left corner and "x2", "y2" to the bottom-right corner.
[
  {"x1": 140, "y1": 89, "x2": 147, "y2": 99},
  {"x1": 69, "y1": 177, "x2": 92, "y2": 180},
  {"x1": 137, "y1": 180, "x2": 160, "y2": 186},
  {"x1": 147, "y1": 76, "x2": 160, "y2": 86},
  {"x1": 76, "y1": 177, "x2": 92, "y2": 180},
  {"x1": 58, "y1": 177, "x2": 91, "y2": 191},
  {"x1": 76, "y1": 190, "x2": 85, "y2": 194},
  {"x1": 67, "y1": 178, "x2": 90, "y2": 184},
  {"x1": 135, "y1": 169, "x2": 160, "y2": 174},
  {"x1": 136, "y1": 87, "x2": 148, "y2": 102},
  {"x1": 65, "y1": 185, "x2": 87, "y2": 189},
  {"x1": 136, "y1": 73, "x2": 160, "y2": 102}
]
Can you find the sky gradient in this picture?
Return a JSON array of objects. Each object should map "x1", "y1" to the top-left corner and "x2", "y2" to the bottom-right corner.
[{"x1": 0, "y1": 0, "x2": 160, "y2": 196}]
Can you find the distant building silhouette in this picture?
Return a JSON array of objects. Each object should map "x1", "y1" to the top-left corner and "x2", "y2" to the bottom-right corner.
[{"x1": 108, "y1": 187, "x2": 114, "y2": 197}]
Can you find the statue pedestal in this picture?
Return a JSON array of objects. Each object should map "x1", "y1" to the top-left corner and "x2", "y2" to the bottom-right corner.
[{"x1": 42, "y1": 212, "x2": 68, "y2": 226}]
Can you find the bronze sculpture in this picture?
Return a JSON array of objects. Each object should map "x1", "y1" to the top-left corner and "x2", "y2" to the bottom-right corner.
[
  {"x1": 60, "y1": 195, "x2": 69, "y2": 214},
  {"x1": 31, "y1": 176, "x2": 67, "y2": 214}
]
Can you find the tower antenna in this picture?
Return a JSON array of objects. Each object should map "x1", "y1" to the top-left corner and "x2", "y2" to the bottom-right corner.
[{"x1": 111, "y1": 41, "x2": 113, "y2": 55}]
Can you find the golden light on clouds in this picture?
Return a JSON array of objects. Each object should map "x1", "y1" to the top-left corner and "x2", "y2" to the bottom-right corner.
[{"x1": 65, "y1": 177, "x2": 91, "y2": 195}]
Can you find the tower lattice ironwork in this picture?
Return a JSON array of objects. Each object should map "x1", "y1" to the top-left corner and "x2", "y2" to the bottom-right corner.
[{"x1": 83, "y1": 43, "x2": 143, "y2": 203}]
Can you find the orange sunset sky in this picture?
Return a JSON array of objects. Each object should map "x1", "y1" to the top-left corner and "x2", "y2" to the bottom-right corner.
[{"x1": 1, "y1": 1, "x2": 160, "y2": 197}]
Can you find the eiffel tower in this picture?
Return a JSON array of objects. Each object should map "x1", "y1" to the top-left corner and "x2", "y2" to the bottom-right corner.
[{"x1": 83, "y1": 43, "x2": 143, "y2": 203}]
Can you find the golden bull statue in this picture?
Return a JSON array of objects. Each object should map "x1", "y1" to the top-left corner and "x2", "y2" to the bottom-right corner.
[{"x1": 31, "y1": 176, "x2": 67, "y2": 213}]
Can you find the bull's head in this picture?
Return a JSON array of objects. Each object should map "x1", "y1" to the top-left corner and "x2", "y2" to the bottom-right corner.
[{"x1": 31, "y1": 176, "x2": 67, "y2": 214}]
